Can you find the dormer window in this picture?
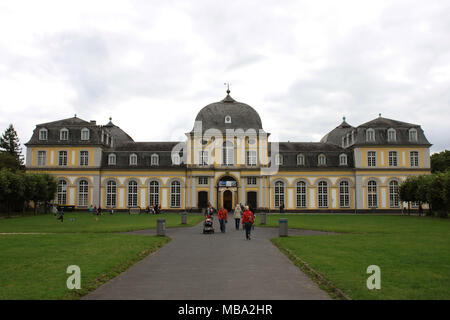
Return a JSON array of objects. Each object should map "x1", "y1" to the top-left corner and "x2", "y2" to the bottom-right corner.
[
  {"x1": 409, "y1": 128, "x2": 418, "y2": 142},
  {"x1": 129, "y1": 154, "x2": 137, "y2": 165},
  {"x1": 39, "y1": 128, "x2": 48, "y2": 140},
  {"x1": 339, "y1": 154, "x2": 348, "y2": 166},
  {"x1": 297, "y1": 154, "x2": 305, "y2": 166},
  {"x1": 151, "y1": 154, "x2": 159, "y2": 166},
  {"x1": 225, "y1": 115, "x2": 232, "y2": 124},
  {"x1": 108, "y1": 154, "x2": 116, "y2": 165},
  {"x1": 172, "y1": 154, "x2": 180, "y2": 165},
  {"x1": 60, "y1": 128, "x2": 69, "y2": 141},
  {"x1": 81, "y1": 128, "x2": 90, "y2": 141},
  {"x1": 275, "y1": 154, "x2": 283, "y2": 165},
  {"x1": 387, "y1": 128, "x2": 396, "y2": 142},
  {"x1": 366, "y1": 128, "x2": 375, "y2": 142},
  {"x1": 318, "y1": 154, "x2": 326, "y2": 166}
]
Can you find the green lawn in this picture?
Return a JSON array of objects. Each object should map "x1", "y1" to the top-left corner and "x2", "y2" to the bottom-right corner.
[
  {"x1": 0, "y1": 233, "x2": 169, "y2": 299},
  {"x1": 0, "y1": 212, "x2": 204, "y2": 233},
  {"x1": 268, "y1": 214, "x2": 450, "y2": 299}
]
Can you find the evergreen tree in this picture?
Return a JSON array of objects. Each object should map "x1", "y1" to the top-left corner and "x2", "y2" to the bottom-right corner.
[{"x1": 0, "y1": 124, "x2": 24, "y2": 166}]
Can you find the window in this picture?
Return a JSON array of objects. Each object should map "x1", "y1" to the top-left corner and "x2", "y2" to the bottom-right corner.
[
  {"x1": 149, "y1": 181, "x2": 159, "y2": 206},
  {"x1": 274, "y1": 181, "x2": 285, "y2": 208},
  {"x1": 151, "y1": 154, "x2": 159, "y2": 166},
  {"x1": 198, "y1": 177, "x2": 209, "y2": 185},
  {"x1": 130, "y1": 154, "x2": 137, "y2": 166},
  {"x1": 77, "y1": 180, "x2": 89, "y2": 207},
  {"x1": 39, "y1": 128, "x2": 48, "y2": 140},
  {"x1": 409, "y1": 128, "x2": 418, "y2": 142},
  {"x1": 106, "y1": 180, "x2": 117, "y2": 207},
  {"x1": 389, "y1": 180, "x2": 400, "y2": 208},
  {"x1": 222, "y1": 141, "x2": 234, "y2": 165},
  {"x1": 172, "y1": 154, "x2": 180, "y2": 165},
  {"x1": 368, "y1": 151, "x2": 377, "y2": 167},
  {"x1": 225, "y1": 115, "x2": 232, "y2": 123},
  {"x1": 366, "y1": 128, "x2": 375, "y2": 142},
  {"x1": 247, "y1": 177, "x2": 257, "y2": 185},
  {"x1": 170, "y1": 181, "x2": 181, "y2": 208},
  {"x1": 387, "y1": 128, "x2": 396, "y2": 142},
  {"x1": 81, "y1": 128, "x2": 90, "y2": 141},
  {"x1": 297, "y1": 154, "x2": 305, "y2": 166},
  {"x1": 80, "y1": 151, "x2": 89, "y2": 166},
  {"x1": 246, "y1": 150, "x2": 257, "y2": 166},
  {"x1": 275, "y1": 154, "x2": 283, "y2": 165},
  {"x1": 318, "y1": 154, "x2": 326, "y2": 166},
  {"x1": 339, "y1": 154, "x2": 348, "y2": 166},
  {"x1": 339, "y1": 181, "x2": 350, "y2": 208},
  {"x1": 410, "y1": 151, "x2": 419, "y2": 167},
  {"x1": 318, "y1": 181, "x2": 328, "y2": 208},
  {"x1": 367, "y1": 180, "x2": 377, "y2": 208},
  {"x1": 127, "y1": 181, "x2": 138, "y2": 207},
  {"x1": 199, "y1": 151, "x2": 208, "y2": 166},
  {"x1": 108, "y1": 154, "x2": 116, "y2": 165},
  {"x1": 388, "y1": 151, "x2": 398, "y2": 167},
  {"x1": 37, "y1": 151, "x2": 46, "y2": 166},
  {"x1": 60, "y1": 128, "x2": 69, "y2": 141},
  {"x1": 58, "y1": 151, "x2": 67, "y2": 166},
  {"x1": 57, "y1": 179, "x2": 67, "y2": 205},
  {"x1": 296, "y1": 181, "x2": 307, "y2": 208}
]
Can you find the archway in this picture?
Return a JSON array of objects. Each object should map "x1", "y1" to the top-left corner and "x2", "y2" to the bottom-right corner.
[{"x1": 223, "y1": 190, "x2": 233, "y2": 212}]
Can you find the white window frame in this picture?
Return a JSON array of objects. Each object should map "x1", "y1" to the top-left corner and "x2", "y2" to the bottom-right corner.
[
  {"x1": 409, "y1": 128, "x2": 418, "y2": 142},
  {"x1": 77, "y1": 179, "x2": 89, "y2": 207},
  {"x1": 275, "y1": 154, "x2": 283, "y2": 166},
  {"x1": 246, "y1": 150, "x2": 257, "y2": 166},
  {"x1": 318, "y1": 154, "x2": 326, "y2": 166},
  {"x1": 57, "y1": 179, "x2": 67, "y2": 204},
  {"x1": 60, "y1": 128, "x2": 69, "y2": 141},
  {"x1": 199, "y1": 151, "x2": 208, "y2": 166},
  {"x1": 37, "y1": 150, "x2": 46, "y2": 166},
  {"x1": 108, "y1": 154, "x2": 116, "y2": 165},
  {"x1": 387, "y1": 128, "x2": 396, "y2": 142},
  {"x1": 388, "y1": 151, "x2": 398, "y2": 167},
  {"x1": 318, "y1": 181, "x2": 328, "y2": 208},
  {"x1": 410, "y1": 151, "x2": 419, "y2": 167},
  {"x1": 339, "y1": 181, "x2": 350, "y2": 208},
  {"x1": 106, "y1": 180, "x2": 117, "y2": 208},
  {"x1": 170, "y1": 180, "x2": 181, "y2": 208},
  {"x1": 79, "y1": 151, "x2": 89, "y2": 166},
  {"x1": 297, "y1": 154, "x2": 305, "y2": 166},
  {"x1": 151, "y1": 154, "x2": 159, "y2": 166},
  {"x1": 222, "y1": 141, "x2": 234, "y2": 166},
  {"x1": 198, "y1": 177, "x2": 209, "y2": 185},
  {"x1": 274, "y1": 181, "x2": 285, "y2": 208},
  {"x1": 247, "y1": 177, "x2": 257, "y2": 185},
  {"x1": 149, "y1": 181, "x2": 160, "y2": 206},
  {"x1": 367, "y1": 151, "x2": 377, "y2": 167},
  {"x1": 389, "y1": 180, "x2": 400, "y2": 208},
  {"x1": 339, "y1": 154, "x2": 347, "y2": 166},
  {"x1": 296, "y1": 181, "x2": 307, "y2": 208},
  {"x1": 58, "y1": 151, "x2": 68, "y2": 166},
  {"x1": 172, "y1": 154, "x2": 180, "y2": 165},
  {"x1": 130, "y1": 154, "x2": 138, "y2": 166},
  {"x1": 39, "y1": 128, "x2": 48, "y2": 140},
  {"x1": 127, "y1": 181, "x2": 138, "y2": 207},
  {"x1": 81, "y1": 128, "x2": 90, "y2": 141},
  {"x1": 366, "y1": 128, "x2": 375, "y2": 142},
  {"x1": 367, "y1": 180, "x2": 378, "y2": 208}
]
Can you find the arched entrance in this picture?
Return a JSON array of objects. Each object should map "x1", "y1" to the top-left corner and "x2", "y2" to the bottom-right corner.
[
  {"x1": 216, "y1": 175, "x2": 239, "y2": 212},
  {"x1": 223, "y1": 190, "x2": 233, "y2": 212}
]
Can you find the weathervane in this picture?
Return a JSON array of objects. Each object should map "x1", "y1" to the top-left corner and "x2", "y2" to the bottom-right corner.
[{"x1": 224, "y1": 82, "x2": 230, "y2": 94}]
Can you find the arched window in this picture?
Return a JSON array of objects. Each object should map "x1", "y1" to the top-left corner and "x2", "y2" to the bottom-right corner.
[
  {"x1": 129, "y1": 154, "x2": 137, "y2": 166},
  {"x1": 275, "y1": 154, "x2": 283, "y2": 166},
  {"x1": 106, "y1": 180, "x2": 117, "y2": 207},
  {"x1": 318, "y1": 181, "x2": 328, "y2": 208},
  {"x1": 318, "y1": 154, "x2": 326, "y2": 166},
  {"x1": 389, "y1": 180, "x2": 400, "y2": 208},
  {"x1": 296, "y1": 181, "x2": 307, "y2": 208},
  {"x1": 149, "y1": 181, "x2": 160, "y2": 206},
  {"x1": 172, "y1": 153, "x2": 180, "y2": 165},
  {"x1": 108, "y1": 153, "x2": 116, "y2": 165},
  {"x1": 78, "y1": 179, "x2": 89, "y2": 207},
  {"x1": 409, "y1": 128, "x2": 418, "y2": 142},
  {"x1": 387, "y1": 128, "x2": 396, "y2": 142},
  {"x1": 170, "y1": 180, "x2": 181, "y2": 208},
  {"x1": 366, "y1": 128, "x2": 375, "y2": 142},
  {"x1": 367, "y1": 180, "x2": 378, "y2": 208},
  {"x1": 39, "y1": 128, "x2": 48, "y2": 140},
  {"x1": 60, "y1": 128, "x2": 69, "y2": 141},
  {"x1": 222, "y1": 141, "x2": 234, "y2": 165},
  {"x1": 274, "y1": 181, "x2": 285, "y2": 208},
  {"x1": 297, "y1": 154, "x2": 305, "y2": 166},
  {"x1": 339, "y1": 181, "x2": 350, "y2": 208},
  {"x1": 127, "y1": 181, "x2": 138, "y2": 207},
  {"x1": 339, "y1": 154, "x2": 348, "y2": 166},
  {"x1": 151, "y1": 154, "x2": 159, "y2": 166},
  {"x1": 81, "y1": 128, "x2": 90, "y2": 141},
  {"x1": 57, "y1": 179, "x2": 67, "y2": 205}
]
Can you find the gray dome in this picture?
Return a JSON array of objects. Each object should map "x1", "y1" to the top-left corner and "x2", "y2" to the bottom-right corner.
[{"x1": 193, "y1": 94, "x2": 263, "y2": 132}]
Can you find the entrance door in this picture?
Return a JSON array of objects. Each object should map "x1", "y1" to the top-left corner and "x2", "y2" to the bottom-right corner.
[
  {"x1": 198, "y1": 191, "x2": 208, "y2": 210},
  {"x1": 223, "y1": 190, "x2": 233, "y2": 212},
  {"x1": 247, "y1": 191, "x2": 257, "y2": 211}
]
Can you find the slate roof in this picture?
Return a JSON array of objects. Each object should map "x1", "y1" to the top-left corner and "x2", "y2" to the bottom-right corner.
[{"x1": 320, "y1": 119, "x2": 354, "y2": 146}]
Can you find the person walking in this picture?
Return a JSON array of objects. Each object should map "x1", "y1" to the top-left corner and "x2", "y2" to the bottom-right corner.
[
  {"x1": 52, "y1": 204, "x2": 58, "y2": 217},
  {"x1": 233, "y1": 204, "x2": 242, "y2": 230},
  {"x1": 242, "y1": 206, "x2": 255, "y2": 240},
  {"x1": 57, "y1": 206, "x2": 64, "y2": 222},
  {"x1": 89, "y1": 205, "x2": 93, "y2": 214},
  {"x1": 218, "y1": 206, "x2": 228, "y2": 233}
]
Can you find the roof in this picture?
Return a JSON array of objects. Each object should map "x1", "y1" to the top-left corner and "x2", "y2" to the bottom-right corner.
[
  {"x1": 37, "y1": 116, "x2": 91, "y2": 127},
  {"x1": 358, "y1": 117, "x2": 419, "y2": 128},
  {"x1": 320, "y1": 119, "x2": 355, "y2": 145}
]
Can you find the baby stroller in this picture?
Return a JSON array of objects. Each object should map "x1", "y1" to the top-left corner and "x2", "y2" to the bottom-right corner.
[{"x1": 203, "y1": 214, "x2": 215, "y2": 234}]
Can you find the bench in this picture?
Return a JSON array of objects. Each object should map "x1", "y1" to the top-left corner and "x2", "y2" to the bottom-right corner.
[{"x1": 129, "y1": 207, "x2": 141, "y2": 214}]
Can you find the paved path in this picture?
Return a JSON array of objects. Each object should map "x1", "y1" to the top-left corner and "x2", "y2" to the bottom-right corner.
[{"x1": 84, "y1": 218, "x2": 332, "y2": 300}]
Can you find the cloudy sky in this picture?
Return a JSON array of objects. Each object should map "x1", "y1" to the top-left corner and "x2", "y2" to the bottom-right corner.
[{"x1": 0, "y1": 0, "x2": 449, "y2": 154}]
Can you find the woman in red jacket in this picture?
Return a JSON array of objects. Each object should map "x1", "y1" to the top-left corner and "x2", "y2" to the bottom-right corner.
[
  {"x1": 218, "y1": 207, "x2": 228, "y2": 233},
  {"x1": 241, "y1": 206, "x2": 255, "y2": 240}
]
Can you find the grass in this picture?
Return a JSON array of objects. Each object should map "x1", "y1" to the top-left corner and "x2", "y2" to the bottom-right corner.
[
  {"x1": 0, "y1": 212, "x2": 205, "y2": 233},
  {"x1": 268, "y1": 214, "x2": 450, "y2": 299},
  {"x1": 0, "y1": 233, "x2": 169, "y2": 299}
]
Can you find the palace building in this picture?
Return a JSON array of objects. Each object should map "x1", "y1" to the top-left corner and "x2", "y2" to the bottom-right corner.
[{"x1": 25, "y1": 91, "x2": 432, "y2": 212}]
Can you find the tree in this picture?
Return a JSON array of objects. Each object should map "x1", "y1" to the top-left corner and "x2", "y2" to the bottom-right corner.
[
  {"x1": 0, "y1": 151, "x2": 21, "y2": 171},
  {"x1": 0, "y1": 168, "x2": 25, "y2": 216},
  {"x1": 431, "y1": 150, "x2": 450, "y2": 173},
  {"x1": 0, "y1": 124, "x2": 24, "y2": 168}
]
